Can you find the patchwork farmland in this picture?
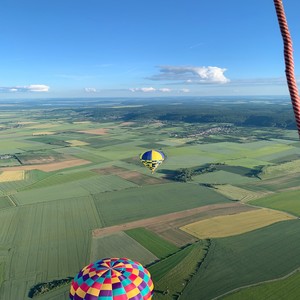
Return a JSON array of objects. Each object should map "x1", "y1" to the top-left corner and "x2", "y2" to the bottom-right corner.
[{"x1": 0, "y1": 99, "x2": 300, "y2": 300}]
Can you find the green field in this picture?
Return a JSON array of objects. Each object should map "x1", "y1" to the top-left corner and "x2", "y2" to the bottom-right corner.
[
  {"x1": 0, "y1": 158, "x2": 21, "y2": 167},
  {"x1": 150, "y1": 240, "x2": 209, "y2": 299},
  {"x1": 181, "y1": 220, "x2": 300, "y2": 300},
  {"x1": 0, "y1": 196, "x2": 102, "y2": 299},
  {"x1": 0, "y1": 179, "x2": 33, "y2": 194},
  {"x1": 260, "y1": 159, "x2": 300, "y2": 178},
  {"x1": 193, "y1": 170, "x2": 259, "y2": 185},
  {"x1": 13, "y1": 174, "x2": 138, "y2": 205},
  {"x1": 1, "y1": 102, "x2": 300, "y2": 299},
  {"x1": 90, "y1": 231, "x2": 158, "y2": 265},
  {"x1": 0, "y1": 196, "x2": 12, "y2": 209},
  {"x1": 250, "y1": 189, "x2": 300, "y2": 217},
  {"x1": 56, "y1": 147, "x2": 109, "y2": 163},
  {"x1": 0, "y1": 140, "x2": 29, "y2": 154},
  {"x1": 224, "y1": 270, "x2": 300, "y2": 300},
  {"x1": 92, "y1": 183, "x2": 231, "y2": 227},
  {"x1": 18, "y1": 170, "x2": 97, "y2": 191},
  {"x1": 214, "y1": 184, "x2": 267, "y2": 202},
  {"x1": 125, "y1": 228, "x2": 178, "y2": 259},
  {"x1": 239, "y1": 172, "x2": 300, "y2": 193},
  {"x1": 0, "y1": 261, "x2": 5, "y2": 286}
]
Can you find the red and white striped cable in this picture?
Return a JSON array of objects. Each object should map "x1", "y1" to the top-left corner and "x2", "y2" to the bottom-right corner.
[{"x1": 274, "y1": 0, "x2": 300, "y2": 137}]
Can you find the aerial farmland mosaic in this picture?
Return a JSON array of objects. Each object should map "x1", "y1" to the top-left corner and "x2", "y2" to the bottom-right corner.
[{"x1": 0, "y1": 97, "x2": 300, "y2": 299}]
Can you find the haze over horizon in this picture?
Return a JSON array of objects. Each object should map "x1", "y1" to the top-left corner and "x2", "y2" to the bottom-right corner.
[{"x1": 1, "y1": 0, "x2": 300, "y2": 99}]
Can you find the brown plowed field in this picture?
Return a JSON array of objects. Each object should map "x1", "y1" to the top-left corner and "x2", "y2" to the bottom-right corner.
[
  {"x1": 93, "y1": 165, "x2": 170, "y2": 185},
  {"x1": 79, "y1": 128, "x2": 109, "y2": 135}
]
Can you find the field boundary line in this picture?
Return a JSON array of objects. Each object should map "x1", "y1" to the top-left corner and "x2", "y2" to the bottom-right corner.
[
  {"x1": 246, "y1": 202, "x2": 299, "y2": 219},
  {"x1": 7, "y1": 194, "x2": 17, "y2": 207},
  {"x1": 212, "y1": 267, "x2": 300, "y2": 300},
  {"x1": 92, "y1": 202, "x2": 244, "y2": 237},
  {"x1": 17, "y1": 173, "x2": 55, "y2": 192}
]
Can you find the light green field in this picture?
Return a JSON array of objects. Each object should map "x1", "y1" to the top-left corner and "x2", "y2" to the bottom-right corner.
[
  {"x1": 162, "y1": 153, "x2": 216, "y2": 170},
  {"x1": 257, "y1": 145, "x2": 300, "y2": 162},
  {"x1": 238, "y1": 140, "x2": 283, "y2": 149},
  {"x1": 260, "y1": 159, "x2": 300, "y2": 179},
  {"x1": 0, "y1": 140, "x2": 27, "y2": 154},
  {"x1": 13, "y1": 174, "x2": 138, "y2": 205},
  {"x1": 223, "y1": 157, "x2": 270, "y2": 168},
  {"x1": 250, "y1": 190, "x2": 300, "y2": 217},
  {"x1": 224, "y1": 270, "x2": 300, "y2": 300},
  {"x1": 244, "y1": 143, "x2": 292, "y2": 156},
  {"x1": 214, "y1": 184, "x2": 268, "y2": 202},
  {"x1": 56, "y1": 147, "x2": 109, "y2": 163},
  {"x1": 93, "y1": 146, "x2": 146, "y2": 161},
  {"x1": 90, "y1": 231, "x2": 158, "y2": 265},
  {"x1": 125, "y1": 228, "x2": 178, "y2": 259},
  {"x1": 193, "y1": 142, "x2": 291, "y2": 168},
  {"x1": 13, "y1": 183, "x2": 89, "y2": 205},
  {"x1": 18, "y1": 170, "x2": 97, "y2": 191}
]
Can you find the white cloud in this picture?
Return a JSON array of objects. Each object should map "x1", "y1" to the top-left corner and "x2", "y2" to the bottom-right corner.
[
  {"x1": 149, "y1": 65, "x2": 230, "y2": 84},
  {"x1": 0, "y1": 84, "x2": 49, "y2": 93},
  {"x1": 84, "y1": 87, "x2": 97, "y2": 93},
  {"x1": 27, "y1": 85, "x2": 49, "y2": 92},
  {"x1": 158, "y1": 88, "x2": 171, "y2": 92},
  {"x1": 179, "y1": 88, "x2": 190, "y2": 93},
  {"x1": 129, "y1": 87, "x2": 156, "y2": 92}
]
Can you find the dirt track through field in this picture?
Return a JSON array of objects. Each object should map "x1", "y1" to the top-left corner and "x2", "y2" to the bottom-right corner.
[{"x1": 92, "y1": 202, "x2": 246, "y2": 237}]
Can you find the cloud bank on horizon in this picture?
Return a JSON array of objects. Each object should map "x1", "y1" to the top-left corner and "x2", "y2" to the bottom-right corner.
[
  {"x1": 129, "y1": 87, "x2": 190, "y2": 93},
  {"x1": 127, "y1": 65, "x2": 229, "y2": 94},
  {"x1": 149, "y1": 66, "x2": 230, "y2": 84},
  {"x1": 0, "y1": 85, "x2": 49, "y2": 93}
]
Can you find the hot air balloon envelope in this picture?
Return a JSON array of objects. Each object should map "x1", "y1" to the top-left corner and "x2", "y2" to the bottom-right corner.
[
  {"x1": 70, "y1": 257, "x2": 154, "y2": 300},
  {"x1": 140, "y1": 150, "x2": 165, "y2": 173}
]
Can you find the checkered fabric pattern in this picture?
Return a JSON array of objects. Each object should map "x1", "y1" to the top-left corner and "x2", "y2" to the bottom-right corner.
[
  {"x1": 140, "y1": 150, "x2": 165, "y2": 173},
  {"x1": 70, "y1": 257, "x2": 154, "y2": 300}
]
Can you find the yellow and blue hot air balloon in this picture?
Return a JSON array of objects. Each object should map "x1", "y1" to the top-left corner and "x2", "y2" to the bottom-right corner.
[{"x1": 140, "y1": 150, "x2": 165, "y2": 173}]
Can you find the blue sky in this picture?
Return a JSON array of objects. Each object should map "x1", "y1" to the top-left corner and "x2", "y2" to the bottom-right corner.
[{"x1": 1, "y1": 0, "x2": 300, "y2": 99}]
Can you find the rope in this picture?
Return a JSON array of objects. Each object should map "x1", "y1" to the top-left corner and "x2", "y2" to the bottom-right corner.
[{"x1": 273, "y1": 0, "x2": 300, "y2": 137}]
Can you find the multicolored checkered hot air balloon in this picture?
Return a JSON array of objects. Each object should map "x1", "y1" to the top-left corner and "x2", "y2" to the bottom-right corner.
[
  {"x1": 70, "y1": 257, "x2": 154, "y2": 300},
  {"x1": 140, "y1": 150, "x2": 165, "y2": 173}
]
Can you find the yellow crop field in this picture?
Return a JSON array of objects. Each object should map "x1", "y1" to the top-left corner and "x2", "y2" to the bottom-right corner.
[
  {"x1": 180, "y1": 208, "x2": 296, "y2": 238},
  {"x1": 0, "y1": 170, "x2": 25, "y2": 182},
  {"x1": 66, "y1": 140, "x2": 89, "y2": 146}
]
